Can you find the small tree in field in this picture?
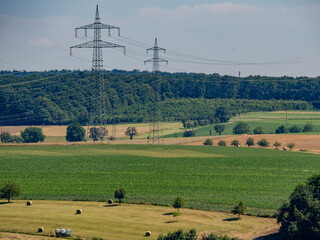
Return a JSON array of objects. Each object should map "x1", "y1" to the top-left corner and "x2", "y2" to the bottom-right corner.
[
  {"x1": 287, "y1": 142, "x2": 295, "y2": 150},
  {"x1": 257, "y1": 138, "x2": 269, "y2": 148},
  {"x1": 66, "y1": 122, "x2": 85, "y2": 142},
  {"x1": 214, "y1": 124, "x2": 225, "y2": 135},
  {"x1": 0, "y1": 131, "x2": 12, "y2": 143},
  {"x1": 231, "y1": 201, "x2": 246, "y2": 219},
  {"x1": 232, "y1": 122, "x2": 250, "y2": 135},
  {"x1": 21, "y1": 127, "x2": 46, "y2": 143},
  {"x1": 172, "y1": 211, "x2": 181, "y2": 221},
  {"x1": 231, "y1": 139, "x2": 240, "y2": 147},
  {"x1": 173, "y1": 196, "x2": 185, "y2": 211},
  {"x1": 303, "y1": 123, "x2": 313, "y2": 132},
  {"x1": 125, "y1": 127, "x2": 138, "y2": 140},
  {"x1": 218, "y1": 140, "x2": 226, "y2": 146},
  {"x1": 246, "y1": 137, "x2": 255, "y2": 147},
  {"x1": 253, "y1": 126, "x2": 265, "y2": 134},
  {"x1": 0, "y1": 182, "x2": 21, "y2": 203},
  {"x1": 203, "y1": 139, "x2": 213, "y2": 146},
  {"x1": 183, "y1": 130, "x2": 195, "y2": 137},
  {"x1": 89, "y1": 127, "x2": 107, "y2": 141},
  {"x1": 273, "y1": 141, "x2": 281, "y2": 149},
  {"x1": 114, "y1": 188, "x2": 126, "y2": 203}
]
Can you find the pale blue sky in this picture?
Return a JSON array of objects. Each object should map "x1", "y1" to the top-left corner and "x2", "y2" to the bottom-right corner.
[{"x1": 0, "y1": 0, "x2": 319, "y2": 76}]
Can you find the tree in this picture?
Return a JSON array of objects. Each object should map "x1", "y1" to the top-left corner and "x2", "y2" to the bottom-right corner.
[
  {"x1": 203, "y1": 139, "x2": 213, "y2": 146},
  {"x1": 0, "y1": 182, "x2": 21, "y2": 203},
  {"x1": 89, "y1": 127, "x2": 108, "y2": 141},
  {"x1": 182, "y1": 130, "x2": 195, "y2": 137},
  {"x1": 257, "y1": 138, "x2": 269, "y2": 148},
  {"x1": 273, "y1": 141, "x2": 281, "y2": 149},
  {"x1": 303, "y1": 123, "x2": 313, "y2": 132},
  {"x1": 231, "y1": 139, "x2": 240, "y2": 147},
  {"x1": 20, "y1": 127, "x2": 46, "y2": 143},
  {"x1": 173, "y1": 196, "x2": 185, "y2": 211},
  {"x1": 125, "y1": 127, "x2": 138, "y2": 140},
  {"x1": 218, "y1": 140, "x2": 226, "y2": 146},
  {"x1": 214, "y1": 124, "x2": 225, "y2": 135},
  {"x1": 157, "y1": 229, "x2": 197, "y2": 240},
  {"x1": 253, "y1": 126, "x2": 264, "y2": 134},
  {"x1": 66, "y1": 122, "x2": 86, "y2": 142},
  {"x1": 0, "y1": 131, "x2": 12, "y2": 143},
  {"x1": 289, "y1": 125, "x2": 302, "y2": 133},
  {"x1": 214, "y1": 107, "x2": 231, "y2": 123},
  {"x1": 231, "y1": 201, "x2": 246, "y2": 219},
  {"x1": 245, "y1": 137, "x2": 255, "y2": 147},
  {"x1": 287, "y1": 142, "x2": 295, "y2": 150},
  {"x1": 277, "y1": 174, "x2": 320, "y2": 240},
  {"x1": 275, "y1": 125, "x2": 288, "y2": 134},
  {"x1": 232, "y1": 122, "x2": 250, "y2": 135},
  {"x1": 114, "y1": 188, "x2": 126, "y2": 203}
]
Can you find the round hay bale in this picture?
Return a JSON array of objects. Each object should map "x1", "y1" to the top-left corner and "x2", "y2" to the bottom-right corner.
[
  {"x1": 27, "y1": 201, "x2": 32, "y2": 206},
  {"x1": 38, "y1": 227, "x2": 44, "y2": 233},
  {"x1": 76, "y1": 209, "x2": 82, "y2": 214},
  {"x1": 145, "y1": 231, "x2": 151, "y2": 236},
  {"x1": 108, "y1": 199, "x2": 113, "y2": 204}
]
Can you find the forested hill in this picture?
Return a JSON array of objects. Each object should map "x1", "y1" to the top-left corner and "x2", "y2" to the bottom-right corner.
[{"x1": 0, "y1": 70, "x2": 318, "y2": 125}]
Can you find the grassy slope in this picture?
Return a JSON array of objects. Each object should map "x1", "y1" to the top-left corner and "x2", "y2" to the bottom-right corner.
[
  {"x1": 1, "y1": 144, "x2": 319, "y2": 214},
  {"x1": 165, "y1": 111, "x2": 320, "y2": 138},
  {"x1": 0, "y1": 200, "x2": 278, "y2": 240}
]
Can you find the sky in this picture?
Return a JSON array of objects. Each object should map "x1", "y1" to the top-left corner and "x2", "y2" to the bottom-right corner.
[{"x1": 0, "y1": 0, "x2": 319, "y2": 77}]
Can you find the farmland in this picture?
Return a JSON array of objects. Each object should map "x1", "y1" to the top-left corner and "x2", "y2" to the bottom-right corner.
[{"x1": 1, "y1": 144, "x2": 319, "y2": 215}]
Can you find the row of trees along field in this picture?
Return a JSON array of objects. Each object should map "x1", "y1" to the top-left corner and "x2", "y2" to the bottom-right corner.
[{"x1": 0, "y1": 70, "x2": 318, "y2": 125}]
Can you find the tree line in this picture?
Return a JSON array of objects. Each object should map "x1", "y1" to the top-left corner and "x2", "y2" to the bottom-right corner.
[{"x1": 0, "y1": 70, "x2": 317, "y2": 125}]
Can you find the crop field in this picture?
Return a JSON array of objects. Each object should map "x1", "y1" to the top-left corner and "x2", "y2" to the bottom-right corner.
[
  {"x1": 165, "y1": 111, "x2": 320, "y2": 138},
  {"x1": 1, "y1": 144, "x2": 319, "y2": 215}
]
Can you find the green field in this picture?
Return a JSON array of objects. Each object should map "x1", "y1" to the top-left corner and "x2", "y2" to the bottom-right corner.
[
  {"x1": 165, "y1": 111, "x2": 320, "y2": 138},
  {"x1": 1, "y1": 144, "x2": 319, "y2": 215}
]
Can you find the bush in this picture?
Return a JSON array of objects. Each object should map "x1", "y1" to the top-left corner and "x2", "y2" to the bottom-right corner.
[
  {"x1": 245, "y1": 137, "x2": 255, "y2": 147},
  {"x1": 182, "y1": 130, "x2": 195, "y2": 137},
  {"x1": 275, "y1": 125, "x2": 288, "y2": 134},
  {"x1": 231, "y1": 140, "x2": 240, "y2": 147},
  {"x1": 89, "y1": 127, "x2": 108, "y2": 141},
  {"x1": 0, "y1": 182, "x2": 21, "y2": 203},
  {"x1": 253, "y1": 126, "x2": 265, "y2": 134},
  {"x1": 232, "y1": 122, "x2": 250, "y2": 134},
  {"x1": 303, "y1": 123, "x2": 313, "y2": 132},
  {"x1": 173, "y1": 196, "x2": 185, "y2": 211},
  {"x1": 218, "y1": 140, "x2": 226, "y2": 146},
  {"x1": 203, "y1": 139, "x2": 213, "y2": 146},
  {"x1": 287, "y1": 142, "x2": 295, "y2": 150},
  {"x1": 157, "y1": 229, "x2": 197, "y2": 240},
  {"x1": 273, "y1": 141, "x2": 281, "y2": 149},
  {"x1": 277, "y1": 174, "x2": 320, "y2": 239},
  {"x1": 289, "y1": 125, "x2": 302, "y2": 133},
  {"x1": 66, "y1": 122, "x2": 86, "y2": 142},
  {"x1": 20, "y1": 127, "x2": 46, "y2": 143},
  {"x1": 0, "y1": 131, "x2": 12, "y2": 143},
  {"x1": 257, "y1": 138, "x2": 269, "y2": 148}
]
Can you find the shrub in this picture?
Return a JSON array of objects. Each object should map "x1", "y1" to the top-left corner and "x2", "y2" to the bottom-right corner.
[
  {"x1": 218, "y1": 140, "x2": 226, "y2": 146},
  {"x1": 231, "y1": 201, "x2": 246, "y2": 219},
  {"x1": 273, "y1": 141, "x2": 281, "y2": 149},
  {"x1": 257, "y1": 138, "x2": 269, "y2": 148},
  {"x1": 245, "y1": 137, "x2": 255, "y2": 147},
  {"x1": 182, "y1": 130, "x2": 195, "y2": 137},
  {"x1": 289, "y1": 125, "x2": 302, "y2": 133},
  {"x1": 0, "y1": 131, "x2": 12, "y2": 143},
  {"x1": 253, "y1": 126, "x2": 264, "y2": 134},
  {"x1": 287, "y1": 142, "x2": 295, "y2": 150},
  {"x1": 0, "y1": 182, "x2": 21, "y2": 203},
  {"x1": 203, "y1": 139, "x2": 213, "y2": 146},
  {"x1": 89, "y1": 127, "x2": 108, "y2": 141},
  {"x1": 231, "y1": 140, "x2": 240, "y2": 147},
  {"x1": 232, "y1": 122, "x2": 250, "y2": 134},
  {"x1": 157, "y1": 229, "x2": 197, "y2": 240},
  {"x1": 277, "y1": 174, "x2": 320, "y2": 239},
  {"x1": 114, "y1": 188, "x2": 126, "y2": 203},
  {"x1": 21, "y1": 127, "x2": 46, "y2": 143},
  {"x1": 173, "y1": 196, "x2": 185, "y2": 211},
  {"x1": 66, "y1": 122, "x2": 85, "y2": 142},
  {"x1": 303, "y1": 123, "x2": 313, "y2": 132},
  {"x1": 275, "y1": 125, "x2": 288, "y2": 134},
  {"x1": 172, "y1": 211, "x2": 181, "y2": 221}
]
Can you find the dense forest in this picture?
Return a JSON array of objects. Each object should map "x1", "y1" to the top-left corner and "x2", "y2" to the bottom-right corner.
[{"x1": 0, "y1": 70, "x2": 318, "y2": 125}]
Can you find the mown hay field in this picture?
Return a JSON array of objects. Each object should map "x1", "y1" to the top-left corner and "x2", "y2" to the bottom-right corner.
[{"x1": 1, "y1": 144, "x2": 319, "y2": 215}]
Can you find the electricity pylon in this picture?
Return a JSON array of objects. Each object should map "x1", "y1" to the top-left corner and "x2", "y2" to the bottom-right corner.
[
  {"x1": 144, "y1": 38, "x2": 168, "y2": 144},
  {"x1": 70, "y1": 5, "x2": 125, "y2": 141}
]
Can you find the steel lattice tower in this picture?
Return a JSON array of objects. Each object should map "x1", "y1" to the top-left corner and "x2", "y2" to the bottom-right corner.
[
  {"x1": 70, "y1": 5, "x2": 125, "y2": 141},
  {"x1": 144, "y1": 38, "x2": 168, "y2": 144}
]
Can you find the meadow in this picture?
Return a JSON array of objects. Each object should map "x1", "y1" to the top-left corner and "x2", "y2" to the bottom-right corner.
[{"x1": 1, "y1": 144, "x2": 319, "y2": 215}]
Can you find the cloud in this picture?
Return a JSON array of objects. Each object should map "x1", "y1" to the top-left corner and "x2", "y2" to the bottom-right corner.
[{"x1": 27, "y1": 37, "x2": 52, "y2": 47}]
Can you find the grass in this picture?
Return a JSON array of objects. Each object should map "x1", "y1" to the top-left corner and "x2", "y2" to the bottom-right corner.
[
  {"x1": 1, "y1": 144, "x2": 319, "y2": 214},
  {"x1": 0, "y1": 200, "x2": 278, "y2": 240},
  {"x1": 164, "y1": 111, "x2": 320, "y2": 138}
]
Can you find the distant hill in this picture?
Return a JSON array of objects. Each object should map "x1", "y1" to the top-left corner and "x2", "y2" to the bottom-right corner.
[{"x1": 0, "y1": 70, "x2": 317, "y2": 125}]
